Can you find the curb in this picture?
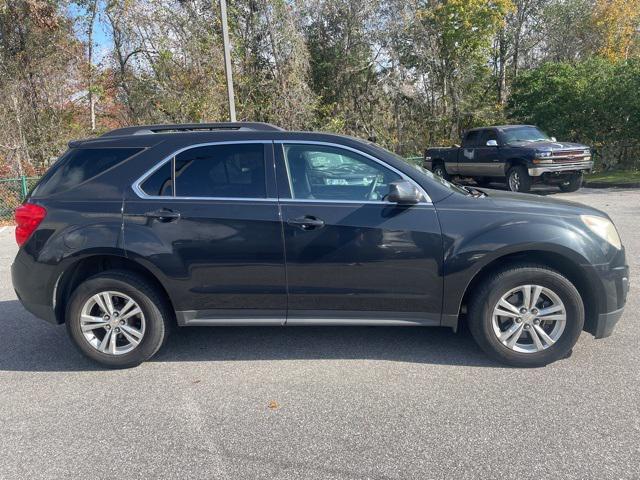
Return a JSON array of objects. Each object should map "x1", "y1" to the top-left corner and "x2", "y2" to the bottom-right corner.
[{"x1": 584, "y1": 181, "x2": 640, "y2": 189}]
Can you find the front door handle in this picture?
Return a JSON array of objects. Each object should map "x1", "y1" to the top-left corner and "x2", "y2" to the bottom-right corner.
[
  {"x1": 287, "y1": 215, "x2": 325, "y2": 231},
  {"x1": 144, "y1": 209, "x2": 181, "y2": 222}
]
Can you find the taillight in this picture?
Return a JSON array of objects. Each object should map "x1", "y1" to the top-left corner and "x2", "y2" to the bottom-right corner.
[{"x1": 15, "y1": 203, "x2": 47, "y2": 246}]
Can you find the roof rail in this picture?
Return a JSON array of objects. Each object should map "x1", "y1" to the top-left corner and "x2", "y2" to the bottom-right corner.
[{"x1": 101, "y1": 122, "x2": 285, "y2": 137}]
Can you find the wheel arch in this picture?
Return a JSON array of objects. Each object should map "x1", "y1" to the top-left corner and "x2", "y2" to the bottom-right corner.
[
  {"x1": 54, "y1": 253, "x2": 175, "y2": 324},
  {"x1": 454, "y1": 250, "x2": 601, "y2": 335}
]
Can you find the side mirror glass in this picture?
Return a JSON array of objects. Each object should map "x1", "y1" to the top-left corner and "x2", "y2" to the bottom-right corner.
[
  {"x1": 387, "y1": 180, "x2": 421, "y2": 204},
  {"x1": 486, "y1": 139, "x2": 498, "y2": 147},
  {"x1": 550, "y1": 136, "x2": 557, "y2": 142}
]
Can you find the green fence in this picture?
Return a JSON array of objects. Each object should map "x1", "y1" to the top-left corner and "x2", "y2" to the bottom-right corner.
[{"x1": 0, "y1": 176, "x2": 41, "y2": 222}]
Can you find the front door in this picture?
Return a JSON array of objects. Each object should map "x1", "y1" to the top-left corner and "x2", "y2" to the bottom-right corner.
[
  {"x1": 275, "y1": 142, "x2": 443, "y2": 325},
  {"x1": 124, "y1": 141, "x2": 287, "y2": 325},
  {"x1": 472, "y1": 129, "x2": 503, "y2": 176}
]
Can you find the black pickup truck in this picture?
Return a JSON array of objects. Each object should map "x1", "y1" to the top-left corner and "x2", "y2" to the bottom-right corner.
[{"x1": 424, "y1": 125, "x2": 593, "y2": 192}]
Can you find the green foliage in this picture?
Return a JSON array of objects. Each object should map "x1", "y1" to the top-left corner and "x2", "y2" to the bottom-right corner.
[{"x1": 509, "y1": 58, "x2": 640, "y2": 168}]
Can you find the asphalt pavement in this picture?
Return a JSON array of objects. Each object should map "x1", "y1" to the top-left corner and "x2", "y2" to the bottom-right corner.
[{"x1": 0, "y1": 187, "x2": 638, "y2": 479}]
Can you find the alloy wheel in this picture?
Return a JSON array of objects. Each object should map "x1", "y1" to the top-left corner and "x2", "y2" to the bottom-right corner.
[
  {"x1": 79, "y1": 291, "x2": 146, "y2": 355},
  {"x1": 509, "y1": 171, "x2": 521, "y2": 191},
  {"x1": 491, "y1": 284, "x2": 566, "y2": 353}
]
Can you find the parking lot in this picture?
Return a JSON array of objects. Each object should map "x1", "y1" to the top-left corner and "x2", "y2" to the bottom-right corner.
[{"x1": 0, "y1": 187, "x2": 638, "y2": 479}]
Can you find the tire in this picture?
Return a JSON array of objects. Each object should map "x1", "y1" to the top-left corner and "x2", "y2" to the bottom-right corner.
[
  {"x1": 467, "y1": 264, "x2": 584, "y2": 367},
  {"x1": 559, "y1": 172, "x2": 584, "y2": 192},
  {"x1": 65, "y1": 270, "x2": 172, "y2": 368},
  {"x1": 432, "y1": 163, "x2": 450, "y2": 181},
  {"x1": 506, "y1": 165, "x2": 531, "y2": 192},
  {"x1": 474, "y1": 177, "x2": 492, "y2": 187}
]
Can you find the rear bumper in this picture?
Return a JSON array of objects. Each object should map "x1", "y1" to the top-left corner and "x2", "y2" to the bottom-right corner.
[
  {"x1": 528, "y1": 160, "x2": 593, "y2": 177},
  {"x1": 11, "y1": 252, "x2": 59, "y2": 325}
]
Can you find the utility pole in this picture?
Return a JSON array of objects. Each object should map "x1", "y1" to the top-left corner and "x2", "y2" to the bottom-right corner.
[{"x1": 219, "y1": 0, "x2": 236, "y2": 122}]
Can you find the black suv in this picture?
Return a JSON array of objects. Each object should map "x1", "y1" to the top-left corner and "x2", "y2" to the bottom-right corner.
[{"x1": 12, "y1": 123, "x2": 629, "y2": 368}]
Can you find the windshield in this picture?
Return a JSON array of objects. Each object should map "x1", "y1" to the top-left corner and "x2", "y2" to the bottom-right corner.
[
  {"x1": 365, "y1": 142, "x2": 469, "y2": 195},
  {"x1": 502, "y1": 126, "x2": 551, "y2": 143}
]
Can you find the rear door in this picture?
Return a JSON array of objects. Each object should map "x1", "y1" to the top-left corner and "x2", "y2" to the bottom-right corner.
[
  {"x1": 123, "y1": 141, "x2": 287, "y2": 325},
  {"x1": 275, "y1": 141, "x2": 443, "y2": 325}
]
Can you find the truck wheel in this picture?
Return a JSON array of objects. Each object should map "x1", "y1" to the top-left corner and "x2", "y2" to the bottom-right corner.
[
  {"x1": 467, "y1": 264, "x2": 584, "y2": 367},
  {"x1": 432, "y1": 163, "x2": 450, "y2": 181},
  {"x1": 559, "y1": 172, "x2": 584, "y2": 192},
  {"x1": 65, "y1": 270, "x2": 172, "y2": 368},
  {"x1": 507, "y1": 166, "x2": 531, "y2": 193}
]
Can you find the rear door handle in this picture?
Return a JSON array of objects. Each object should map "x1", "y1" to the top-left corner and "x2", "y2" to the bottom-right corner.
[
  {"x1": 287, "y1": 215, "x2": 325, "y2": 231},
  {"x1": 144, "y1": 209, "x2": 181, "y2": 222}
]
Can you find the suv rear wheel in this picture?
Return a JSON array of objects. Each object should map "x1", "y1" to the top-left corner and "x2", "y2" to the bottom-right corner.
[
  {"x1": 467, "y1": 264, "x2": 584, "y2": 367},
  {"x1": 507, "y1": 165, "x2": 531, "y2": 192},
  {"x1": 65, "y1": 271, "x2": 171, "y2": 368}
]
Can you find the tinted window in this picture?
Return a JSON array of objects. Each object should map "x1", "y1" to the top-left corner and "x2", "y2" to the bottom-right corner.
[
  {"x1": 33, "y1": 148, "x2": 142, "y2": 196},
  {"x1": 283, "y1": 144, "x2": 401, "y2": 201},
  {"x1": 481, "y1": 130, "x2": 499, "y2": 145},
  {"x1": 462, "y1": 131, "x2": 481, "y2": 147},
  {"x1": 140, "y1": 161, "x2": 172, "y2": 196},
  {"x1": 174, "y1": 144, "x2": 265, "y2": 198}
]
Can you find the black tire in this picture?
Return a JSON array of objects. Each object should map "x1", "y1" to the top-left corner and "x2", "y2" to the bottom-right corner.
[
  {"x1": 506, "y1": 165, "x2": 531, "y2": 192},
  {"x1": 559, "y1": 172, "x2": 584, "y2": 192},
  {"x1": 432, "y1": 162, "x2": 450, "y2": 181},
  {"x1": 65, "y1": 270, "x2": 172, "y2": 368},
  {"x1": 467, "y1": 264, "x2": 584, "y2": 367},
  {"x1": 474, "y1": 177, "x2": 492, "y2": 187}
]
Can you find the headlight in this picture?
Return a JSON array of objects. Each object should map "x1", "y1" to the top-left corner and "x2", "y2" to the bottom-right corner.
[
  {"x1": 536, "y1": 151, "x2": 552, "y2": 158},
  {"x1": 581, "y1": 215, "x2": 622, "y2": 249}
]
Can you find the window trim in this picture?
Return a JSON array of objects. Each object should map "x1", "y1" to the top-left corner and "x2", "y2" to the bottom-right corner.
[
  {"x1": 275, "y1": 141, "x2": 431, "y2": 204},
  {"x1": 132, "y1": 139, "x2": 431, "y2": 204},
  {"x1": 132, "y1": 140, "x2": 274, "y2": 201}
]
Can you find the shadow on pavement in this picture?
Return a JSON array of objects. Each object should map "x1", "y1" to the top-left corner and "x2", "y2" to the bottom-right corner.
[{"x1": 0, "y1": 300, "x2": 500, "y2": 372}]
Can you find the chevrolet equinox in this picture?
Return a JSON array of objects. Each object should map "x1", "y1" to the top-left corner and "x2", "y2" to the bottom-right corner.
[{"x1": 11, "y1": 122, "x2": 629, "y2": 368}]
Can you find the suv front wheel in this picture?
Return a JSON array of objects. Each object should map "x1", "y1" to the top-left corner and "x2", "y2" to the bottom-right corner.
[
  {"x1": 467, "y1": 264, "x2": 584, "y2": 367},
  {"x1": 65, "y1": 271, "x2": 171, "y2": 368}
]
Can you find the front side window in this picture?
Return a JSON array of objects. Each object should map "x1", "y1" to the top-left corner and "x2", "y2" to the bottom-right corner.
[
  {"x1": 140, "y1": 143, "x2": 266, "y2": 198},
  {"x1": 481, "y1": 130, "x2": 499, "y2": 146},
  {"x1": 282, "y1": 144, "x2": 401, "y2": 201}
]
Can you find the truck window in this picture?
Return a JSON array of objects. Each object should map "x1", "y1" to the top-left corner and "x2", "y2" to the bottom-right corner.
[
  {"x1": 462, "y1": 131, "x2": 481, "y2": 147},
  {"x1": 481, "y1": 130, "x2": 499, "y2": 146}
]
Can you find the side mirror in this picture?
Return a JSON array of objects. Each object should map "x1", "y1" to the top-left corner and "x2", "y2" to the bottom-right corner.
[
  {"x1": 550, "y1": 136, "x2": 557, "y2": 142},
  {"x1": 387, "y1": 180, "x2": 421, "y2": 204},
  {"x1": 486, "y1": 139, "x2": 498, "y2": 147}
]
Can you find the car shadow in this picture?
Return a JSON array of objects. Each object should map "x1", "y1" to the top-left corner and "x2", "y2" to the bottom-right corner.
[
  {"x1": 463, "y1": 179, "x2": 563, "y2": 196},
  {"x1": 0, "y1": 300, "x2": 501, "y2": 372}
]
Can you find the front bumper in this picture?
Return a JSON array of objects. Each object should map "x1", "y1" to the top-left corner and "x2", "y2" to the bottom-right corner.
[
  {"x1": 528, "y1": 160, "x2": 593, "y2": 177},
  {"x1": 589, "y1": 264, "x2": 629, "y2": 339}
]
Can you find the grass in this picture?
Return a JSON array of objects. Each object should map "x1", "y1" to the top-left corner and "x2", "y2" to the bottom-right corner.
[{"x1": 586, "y1": 170, "x2": 640, "y2": 185}]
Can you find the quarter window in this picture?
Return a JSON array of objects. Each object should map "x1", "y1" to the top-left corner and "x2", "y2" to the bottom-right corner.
[
  {"x1": 140, "y1": 143, "x2": 266, "y2": 198},
  {"x1": 282, "y1": 144, "x2": 401, "y2": 201}
]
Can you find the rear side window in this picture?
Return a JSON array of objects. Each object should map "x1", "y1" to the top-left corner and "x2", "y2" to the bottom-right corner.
[
  {"x1": 33, "y1": 148, "x2": 142, "y2": 197},
  {"x1": 140, "y1": 143, "x2": 266, "y2": 198}
]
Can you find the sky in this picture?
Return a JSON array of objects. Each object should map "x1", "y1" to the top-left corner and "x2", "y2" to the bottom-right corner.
[{"x1": 67, "y1": 3, "x2": 112, "y2": 64}]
